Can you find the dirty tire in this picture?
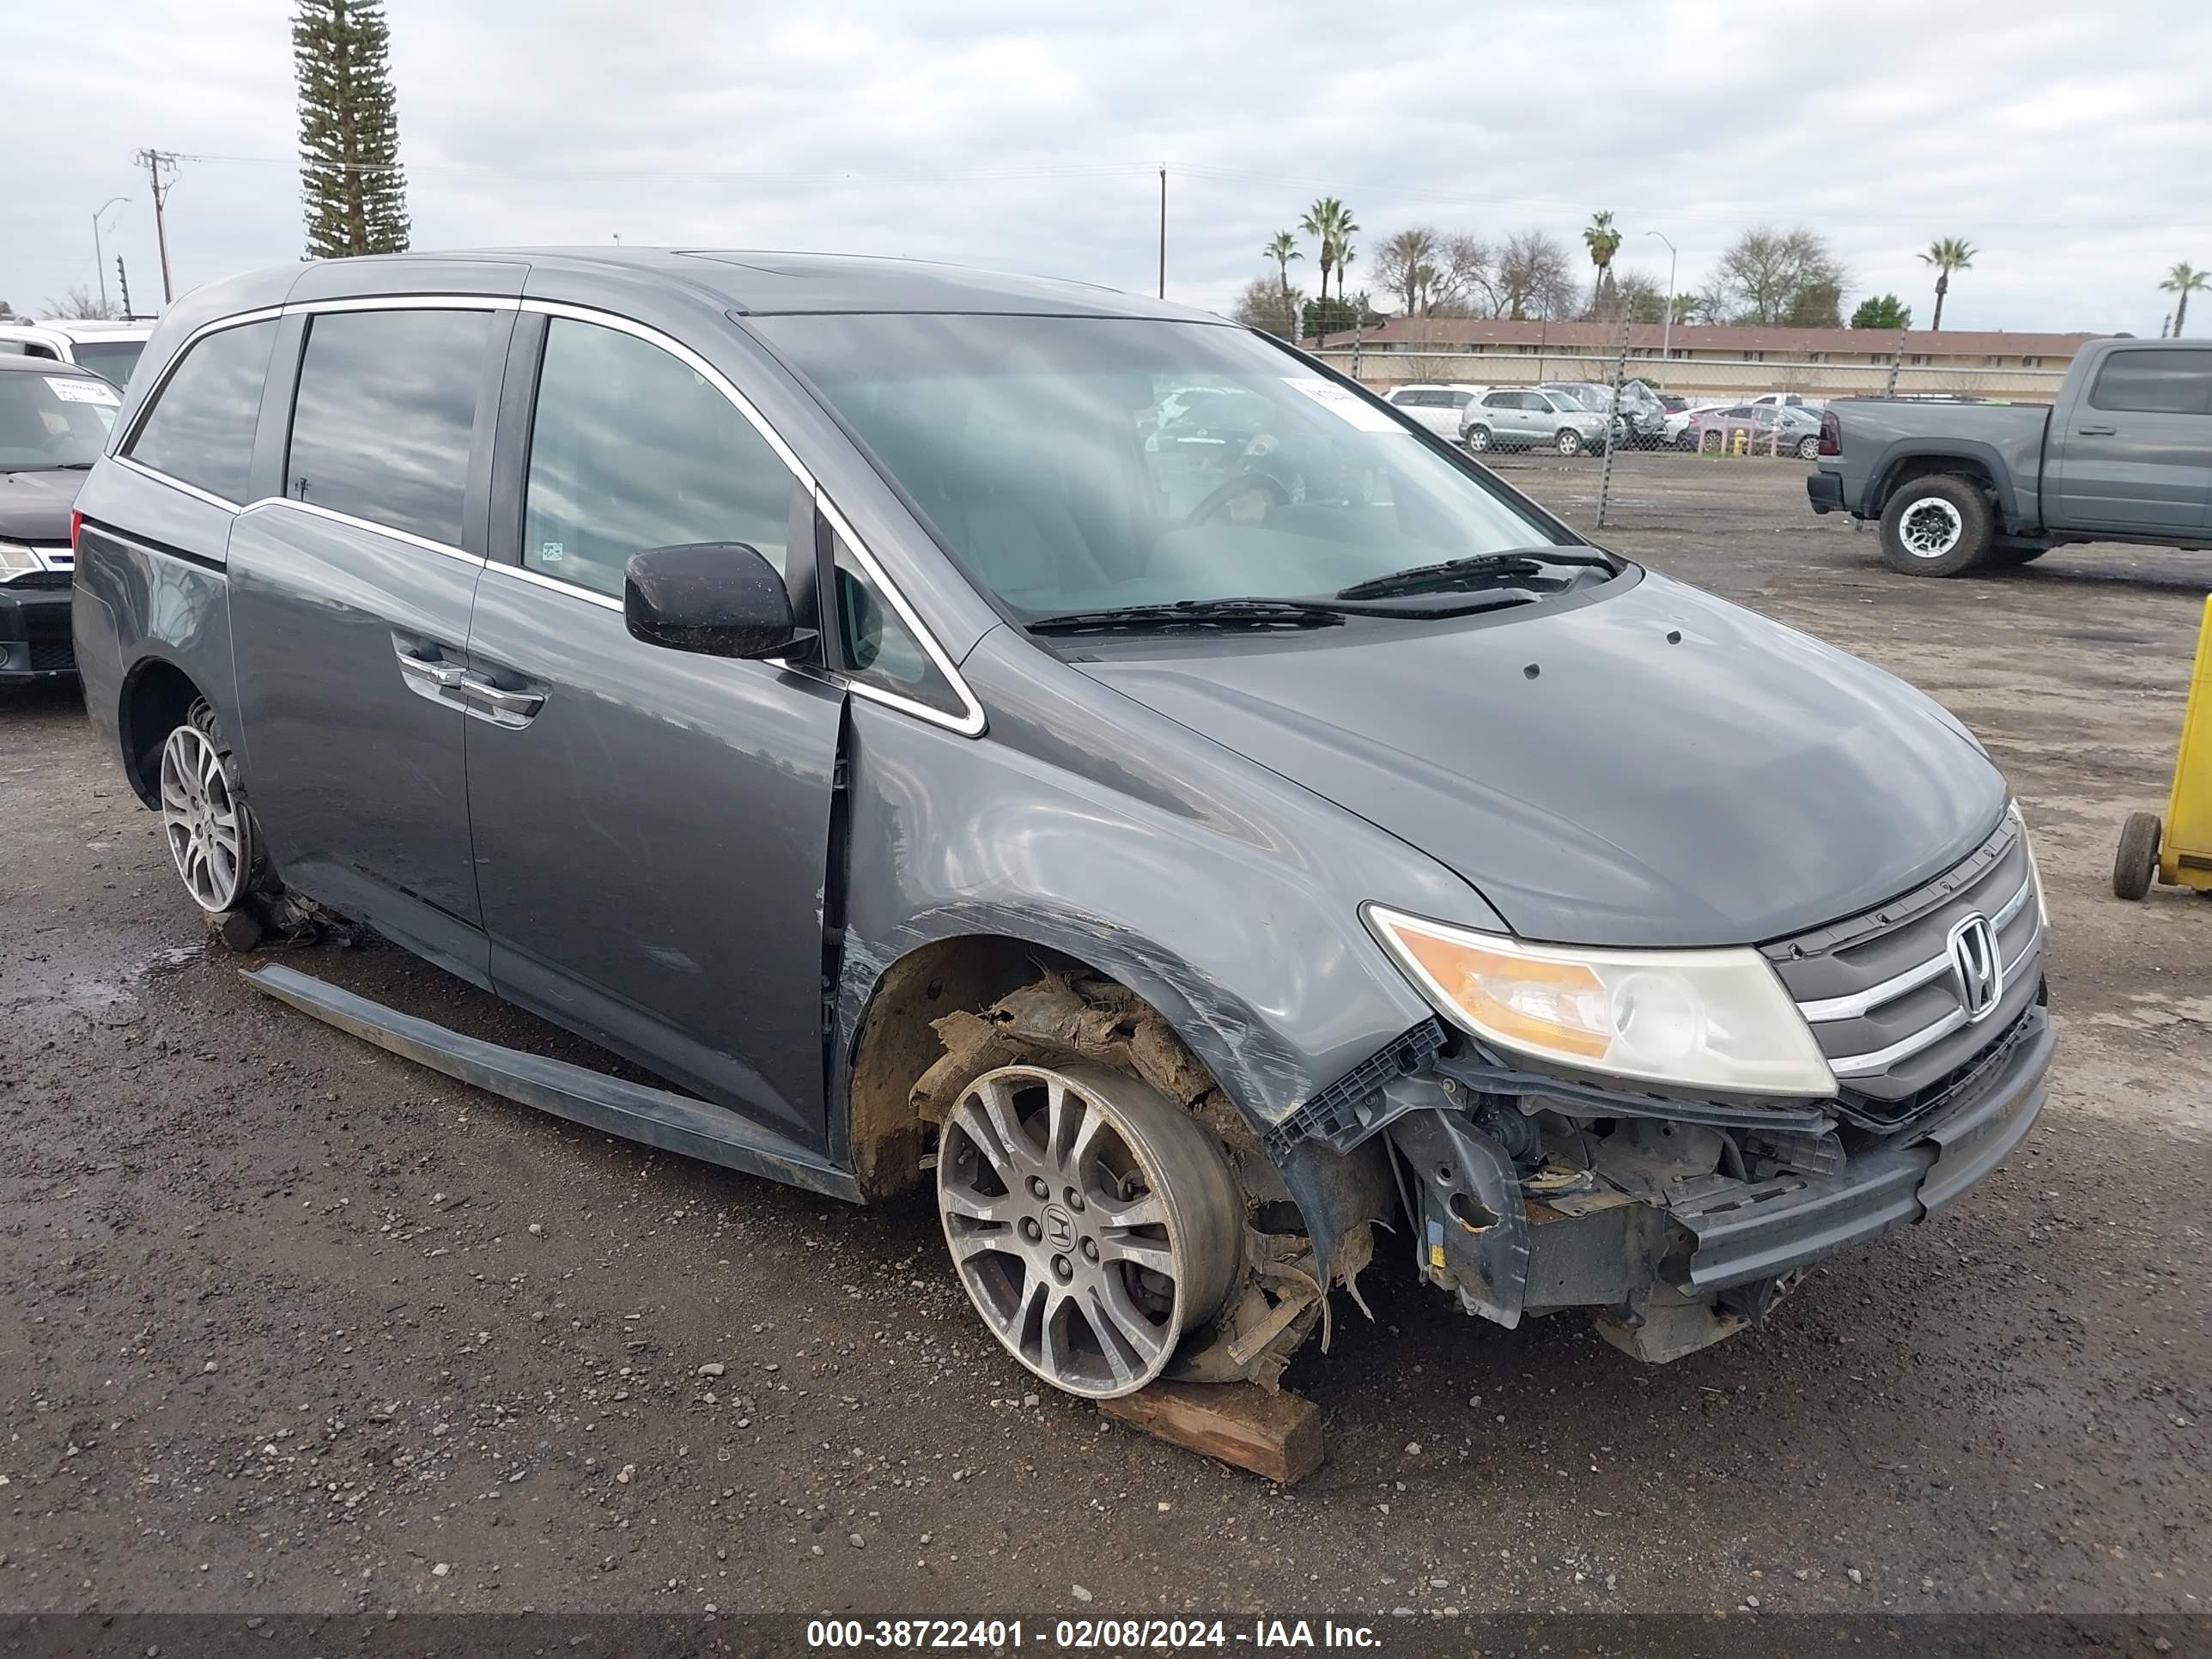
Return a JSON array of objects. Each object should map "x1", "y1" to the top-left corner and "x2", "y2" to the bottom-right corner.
[
  {"x1": 1880, "y1": 474, "x2": 1992, "y2": 577},
  {"x1": 936, "y1": 1060, "x2": 1243, "y2": 1400},
  {"x1": 2113, "y1": 811, "x2": 2161, "y2": 901},
  {"x1": 1555, "y1": 428, "x2": 1582, "y2": 457},
  {"x1": 158, "y1": 700, "x2": 269, "y2": 915},
  {"x1": 1465, "y1": 425, "x2": 1492, "y2": 453}
]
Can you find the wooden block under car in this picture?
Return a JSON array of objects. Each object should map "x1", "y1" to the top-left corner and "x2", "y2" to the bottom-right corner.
[{"x1": 1098, "y1": 1382, "x2": 1322, "y2": 1485}]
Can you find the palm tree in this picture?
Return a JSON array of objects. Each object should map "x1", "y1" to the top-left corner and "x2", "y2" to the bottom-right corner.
[
  {"x1": 2159, "y1": 261, "x2": 2209, "y2": 337},
  {"x1": 1918, "y1": 238, "x2": 1977, "y2": 331},
  {"x1": 1582, "y1": 210, "x2": 1623, "y2": 314},
  {"x1": 1298, "y1": 198, "x2": 1358, "y2": 344},
  {"x1": 1382, "y1": 228, "x2": 1437, "y2": 314},
  {"x1": 1264, "y1": 230, "x2": 1303, "y2": 331}
]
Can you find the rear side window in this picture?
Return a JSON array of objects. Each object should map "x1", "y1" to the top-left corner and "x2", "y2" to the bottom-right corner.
[
  {"x1": 286, "y1": 308, "x2": 493, "y2": 545},
  {"x1": 2089, "y1": 349, "x2": 2212, "y2": 416},
  {"x1": 521, "y1": 317, "x2": 798, "y2": 600},
  {"x1": 125, "y1": 319, "x2": 278, "y2": 503}
]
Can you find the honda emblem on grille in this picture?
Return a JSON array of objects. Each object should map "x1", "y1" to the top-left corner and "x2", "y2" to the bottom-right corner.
[{"x1": 1948, "y1": 914, "x2": 2003, "y2": 1023}]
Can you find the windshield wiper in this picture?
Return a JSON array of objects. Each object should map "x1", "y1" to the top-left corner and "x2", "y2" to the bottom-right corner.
[
  {"x1": 50, "y1": 460, "x2": 95, "y2": 471},
  {"x1": 1028, "y1": 598, "x2": 1349, "y2": 635},
  {"x1": 1336, "y1": 548, "x2": 1614, "y2": 602}
]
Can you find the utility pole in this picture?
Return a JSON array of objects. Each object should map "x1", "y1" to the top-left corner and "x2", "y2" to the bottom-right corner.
[
  {"x1": 134, "y1": 149, "x2": 180, "y2": 305},
  {"x1": 1157, "y1": 167, "x2": 1166, "y2": 300},
  {"x1": 93, "y1": 197, "x2": 131, "y2": 316},
  {"x1": 117, "y1": 258, "x2": 134, "y2": 319},
  {"x1": 1644, "y1": 229, "x2": 1677, "y2": 387}
]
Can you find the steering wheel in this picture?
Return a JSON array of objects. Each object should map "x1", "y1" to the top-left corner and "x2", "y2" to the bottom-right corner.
[{"x1": 1183, "y1": 468, "x2": 1291, "y2": 527}]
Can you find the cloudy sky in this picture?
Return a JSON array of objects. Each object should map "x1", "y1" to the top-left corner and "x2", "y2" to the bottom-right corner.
[{"x1": 7, "y1": 0, "x2": 2210, "y2": 336}]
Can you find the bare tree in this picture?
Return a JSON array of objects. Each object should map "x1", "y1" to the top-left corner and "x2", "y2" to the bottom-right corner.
[
  {"x1": 1712, "y1": 227, "x2": 1849, "y2": 326},
  {"x1": 42, "y1": 284, "x2": 120, "y2": 320},
  {"x1": 1427, "y1": 234, "x2": 1497, "y2": 317},
  {"x1": 1496, "y1": 229, "x2": 1577, "y2": 321},
  {"x1": 1375, "y1": 228, "x2": 1440, "y2": 315}
]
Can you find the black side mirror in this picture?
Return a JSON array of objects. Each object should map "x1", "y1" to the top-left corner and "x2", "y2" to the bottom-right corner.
[{"x1": 623, "y1": 543, "x2": 815, "y2": 660}]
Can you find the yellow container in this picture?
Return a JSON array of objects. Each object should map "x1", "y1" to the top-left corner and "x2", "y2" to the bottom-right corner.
[{"x1": 2115, "y1": 594, "x2": 2212, "y2": 896}]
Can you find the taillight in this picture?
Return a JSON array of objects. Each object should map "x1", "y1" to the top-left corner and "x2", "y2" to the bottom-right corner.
[
  {"x1": 1817, "y1": 411, "x2": 1841, "y2": 457},
  {"x1": 70, "y1": 510, "x2": 82, "y2": 551}
]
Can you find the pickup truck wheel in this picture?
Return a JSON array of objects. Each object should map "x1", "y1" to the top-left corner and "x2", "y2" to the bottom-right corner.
[
  {"x1": 1880, "y1": 475, "x2": 1992, "y2": 576},
  {"x1": 2113, "y1": 811, "x2": 2161, "y2": 900}
]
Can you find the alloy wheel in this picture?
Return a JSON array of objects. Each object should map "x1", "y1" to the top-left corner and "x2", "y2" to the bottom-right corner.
[
  {"x1": 159, "y1": 722, "x2": 251, "y2": 912},
  {"x1": 1899, "y1": 496, "x2": 1966, "y2": 559},
  {"x1": 937, "y1": 1062, "x2": 1242, "y2": 1399}
]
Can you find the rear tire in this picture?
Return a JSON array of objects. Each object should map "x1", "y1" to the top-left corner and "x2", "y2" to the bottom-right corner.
[
  {"x1": 1880, "y1": 474, "x2": 1993, "y2": 577},
  {"x1": 1796, "y1": 435, "x2": 1820, "y2": 461},
  {"x1": 2114, "y1": 811, "x2": 2161, "y2": 901}
]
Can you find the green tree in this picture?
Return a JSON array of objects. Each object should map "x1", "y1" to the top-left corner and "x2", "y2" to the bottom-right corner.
[
  {"x1": 1917, "y1": 237, "x2": 1976, "y2": 331},
  {"x1": 294, "y1": 0, "x2": 411, "y2": 259},
  {"x1": 1298, "y1": 198, "x2": 1358, "y2": 343},
  {"x1": 1263, "y1": 231, "x2": 1304, "y2": 329},
  {"x1": 2159, "y1": 260, "x2": 2209, "y2": 337},
  {"x1": 1850, "y1": 293, "x2": 1914, "y2": 330},
  {"x1": 1582, "y1": 210, "x2": 1623, "y2": 313},
  {"x1": 1712, "y1": 227, "x2": 1849, "y2": 326},
  {"x1": 1232, "y1": 276, "x2": 1302, "y2": 339}
]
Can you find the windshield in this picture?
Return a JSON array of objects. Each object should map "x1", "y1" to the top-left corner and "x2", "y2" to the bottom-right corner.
[
  {"x1": 0, "y1": 370, "x2": 119, "y2": 469},
  {"x1": 757, "y1": 315, "x2": 1584, "y2": 621},
  {"x1": 66, "y1": 337, "x2": 146, "y2": 386}
]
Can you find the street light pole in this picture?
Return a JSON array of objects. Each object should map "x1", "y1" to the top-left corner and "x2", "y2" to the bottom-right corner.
[
  {"x1": 1644, "y1": 229, "x2": 1677, "y2": 386},
  {"x1": 93, "y1": 197, "x2": 131, "y2": 315}
]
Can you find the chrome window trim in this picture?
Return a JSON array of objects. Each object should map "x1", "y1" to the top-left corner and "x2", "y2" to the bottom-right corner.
[
  {"x1": 110, "y1": 453, "x2": 243, "y2": 514},
  {"x1": 288, "y1": 295, "x2": 521, "y2": 317},
  {"x1": 1826, "y1": 924, "x2": 2043, "y2": 1079},
  {"x1": 236, "y1": 496, "x2": 486, "y2": 567},
  {"x1": 483, "y1": 559, "x2": 623, "y2": 611},
  {"x1": 1797, "y1": 864, "x2": 2037, "y2": 1024}
]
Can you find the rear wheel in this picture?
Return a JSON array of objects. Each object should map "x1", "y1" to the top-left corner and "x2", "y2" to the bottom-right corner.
[
  {"x1": 2113, "y1": 811, "x2": 2162, "y2": 901},
  {"x1": 1465, "y1": 424, "x2": 1492, "y2": 453},
  {"x1": 936, "y1": 1062, "x2": 1243, "y2": 1399},
  {"x1": 1879, "y1": 474, "x2": 1993, "y2": 577},
  {"x1": 1555, "y1": 428, "x2": 1583, "y2": 457},
  {"x1": 158, "y1": 700, "x2": 262, "y2": 915},
  {"x1": 1796, "y1": 434, "x2": 1820, "y2": 461}
]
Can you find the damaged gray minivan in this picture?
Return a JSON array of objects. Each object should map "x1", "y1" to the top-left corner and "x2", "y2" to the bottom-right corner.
[{"x1": 72, "y1": 250, "x2": 2051, "y2": 1398}]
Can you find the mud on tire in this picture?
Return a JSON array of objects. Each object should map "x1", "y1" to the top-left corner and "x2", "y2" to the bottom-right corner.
[{"x1": 1880, "y1": 473, "x2": 1994, "y2": 577}]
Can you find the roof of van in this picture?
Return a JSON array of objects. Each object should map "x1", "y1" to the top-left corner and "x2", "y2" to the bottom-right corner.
[{"x1": 309, "y1": 248, "x2": 1224, "y2": 322}]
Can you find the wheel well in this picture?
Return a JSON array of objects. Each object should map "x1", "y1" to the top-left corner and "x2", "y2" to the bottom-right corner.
[
  {"x1": 1877, "y1": 456, "x2": 1998, "y2": 519},
  {"x1": 118, "y1": 659, "x2": 203, "y2": 807}
]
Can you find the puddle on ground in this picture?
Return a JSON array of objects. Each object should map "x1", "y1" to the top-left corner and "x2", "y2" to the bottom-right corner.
[{"x1": 2, "y1": 939, "x2": 208, "y2": 1026}]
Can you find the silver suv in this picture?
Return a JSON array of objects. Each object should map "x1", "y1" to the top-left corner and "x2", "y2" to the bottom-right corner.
[{"x1": 1462, "y1": 387, "x2": 1609, "y2": 455}]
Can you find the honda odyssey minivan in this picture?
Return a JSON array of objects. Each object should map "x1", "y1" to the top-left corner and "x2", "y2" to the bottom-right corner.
[{"x1": 71, "y1": 250, "x2": 2051, "y2": 1400}]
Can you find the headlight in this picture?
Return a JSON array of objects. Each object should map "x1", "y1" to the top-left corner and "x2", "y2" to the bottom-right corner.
[
  {"x1": 0, "y1": 540, "x2": 42, "y2": 580},
  {"x1": 1364, "y1": 904, "x2": 1837, "y2": 1097},
  {"x1": 2010, "y1": 801, "x2": 2046, "y2": 922}
]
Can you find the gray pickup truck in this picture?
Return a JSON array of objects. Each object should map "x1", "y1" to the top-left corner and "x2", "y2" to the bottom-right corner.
[{"x1": 1808, "y1": 337, "x2": 2212, "y2": 575}]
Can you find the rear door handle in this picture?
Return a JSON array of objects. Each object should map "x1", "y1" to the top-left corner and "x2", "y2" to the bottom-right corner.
[{"x1": 2075, "y1": 424, "x2": 2117, "y2": 435}]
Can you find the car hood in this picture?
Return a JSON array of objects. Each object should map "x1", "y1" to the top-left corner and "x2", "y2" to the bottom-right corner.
[
  {"x1": 1077, "y1": 570, "x2": 2007, "y2": 947},
  {"x1": 0, "y1": 467, "x2": 85, "y2": 542}
]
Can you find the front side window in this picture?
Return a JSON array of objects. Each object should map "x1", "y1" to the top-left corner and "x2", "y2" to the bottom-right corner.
[
  {"x1": 754, "y1": 313, "x2": 1587, "y2": 622},
  {"x1": 287, "y1": 308, "x2": 493, "y2": 545},
  {"x1": 831, "y1": 531, "x2": 963, "y2": 716},
  {"x1": 0, "y1": 370, "x2": 120, "y2": 471},
  {"x1": 125, "y1": 319, "x2": 278, "y2": 502},
  {"x1": 521, "y1": 318, "x2": 798, "y2": 600},
  {"x1": 2089, "y1": 349, "x2": 2212, "y2": 416}
]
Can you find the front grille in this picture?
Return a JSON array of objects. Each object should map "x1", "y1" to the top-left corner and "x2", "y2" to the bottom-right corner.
[
  {"x1": 1763, "y1": 814, "x2": 2045, "y2": 1119},
  {"x1": 27, "y1": 638, "x2": 76, "y2": 672},
  {"x1": 7, "y1": 569, "x2": 73, "y2": 590}
]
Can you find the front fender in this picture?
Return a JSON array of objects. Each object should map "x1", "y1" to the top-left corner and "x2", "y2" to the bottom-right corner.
[{"x1": 834, "y1": 628, "x2": 1498, "y2": 1128}]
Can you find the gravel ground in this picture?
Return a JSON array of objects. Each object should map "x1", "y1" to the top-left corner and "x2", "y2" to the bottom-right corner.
[{"x1": 3, "y1": 453, "x2": 2206, "y2": 1623}]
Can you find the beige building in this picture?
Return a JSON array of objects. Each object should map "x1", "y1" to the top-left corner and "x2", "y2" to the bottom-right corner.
[{"x1": 1302, "y1": 318, "x2": 2102, "y2": 401}]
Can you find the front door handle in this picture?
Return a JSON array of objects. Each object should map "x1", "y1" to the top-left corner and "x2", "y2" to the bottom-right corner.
[
  {"x1": 458, "y1": 672, "x2": 545, "y2": 727},
  {"x1": 2075, "y1": 424, "x2": 2117, "y2": 436},
  {"x1": 396, "y1": 653, "x2": 465, "y2": 690}
]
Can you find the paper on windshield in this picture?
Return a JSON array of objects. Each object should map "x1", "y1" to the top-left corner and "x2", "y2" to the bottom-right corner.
[
  {"x1": 1280, "y1": 376, "x2": 1403, "y2": 433},
  {"x1": 47, "y1": 376, "x2": 120, "y2": 405}
]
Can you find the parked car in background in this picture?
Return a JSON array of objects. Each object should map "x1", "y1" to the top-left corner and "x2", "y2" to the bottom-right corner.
[
  {"x1": 1809, "y1": 337, "x2": 2212, "y2": 575},
  {"x1": 1462, "y1": 386, "x2": 1609, "y2": 455},
  {"x1": 0, "y1": 320, "x2": 156, "y2": 389},
  {"x1": 1664, "y1": 399, "x2": 1735, "y2": 448},
  {"x1": 1751, "y1": 390, "x2": 1829, "y2": 410},
  {"x1": 70, "y1": 247, "x2": 2051, "y2": 1399},
  {"x1": 1693, "y1": 403, "x2": 1824, "y2": 460},
  {"x1": 1380, "y1": 383, "x2": 1490, "y2": 441},
  {"x1": 2, "y1": 356, "x2": 122, "y2": 683},
  {"x1": 1537, "y1": 381, "x2": 1637, "y2": 447}
]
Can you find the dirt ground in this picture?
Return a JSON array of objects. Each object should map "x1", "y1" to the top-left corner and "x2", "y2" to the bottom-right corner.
[{"x1": 3, "y1": 453, "x2": 2206, "y2": 1625}]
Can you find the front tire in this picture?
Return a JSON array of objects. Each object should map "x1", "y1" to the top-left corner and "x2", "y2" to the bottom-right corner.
[
  {"x1": 1465, "y1": 425, "x2": 1492, "y2": 453},
  {"x1": 1555, "y1": 428, "x2": 1583, "y2": 457},
  {"x1": 936, "y1": 1062, "x2": 1243, "y2": 1399},
  {"x1": 157, "y1": 700, "x2": 263, "y2": 915},
  {"x1": 1880, "y1": 474, "x2": 1993, "y2": 576}
]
